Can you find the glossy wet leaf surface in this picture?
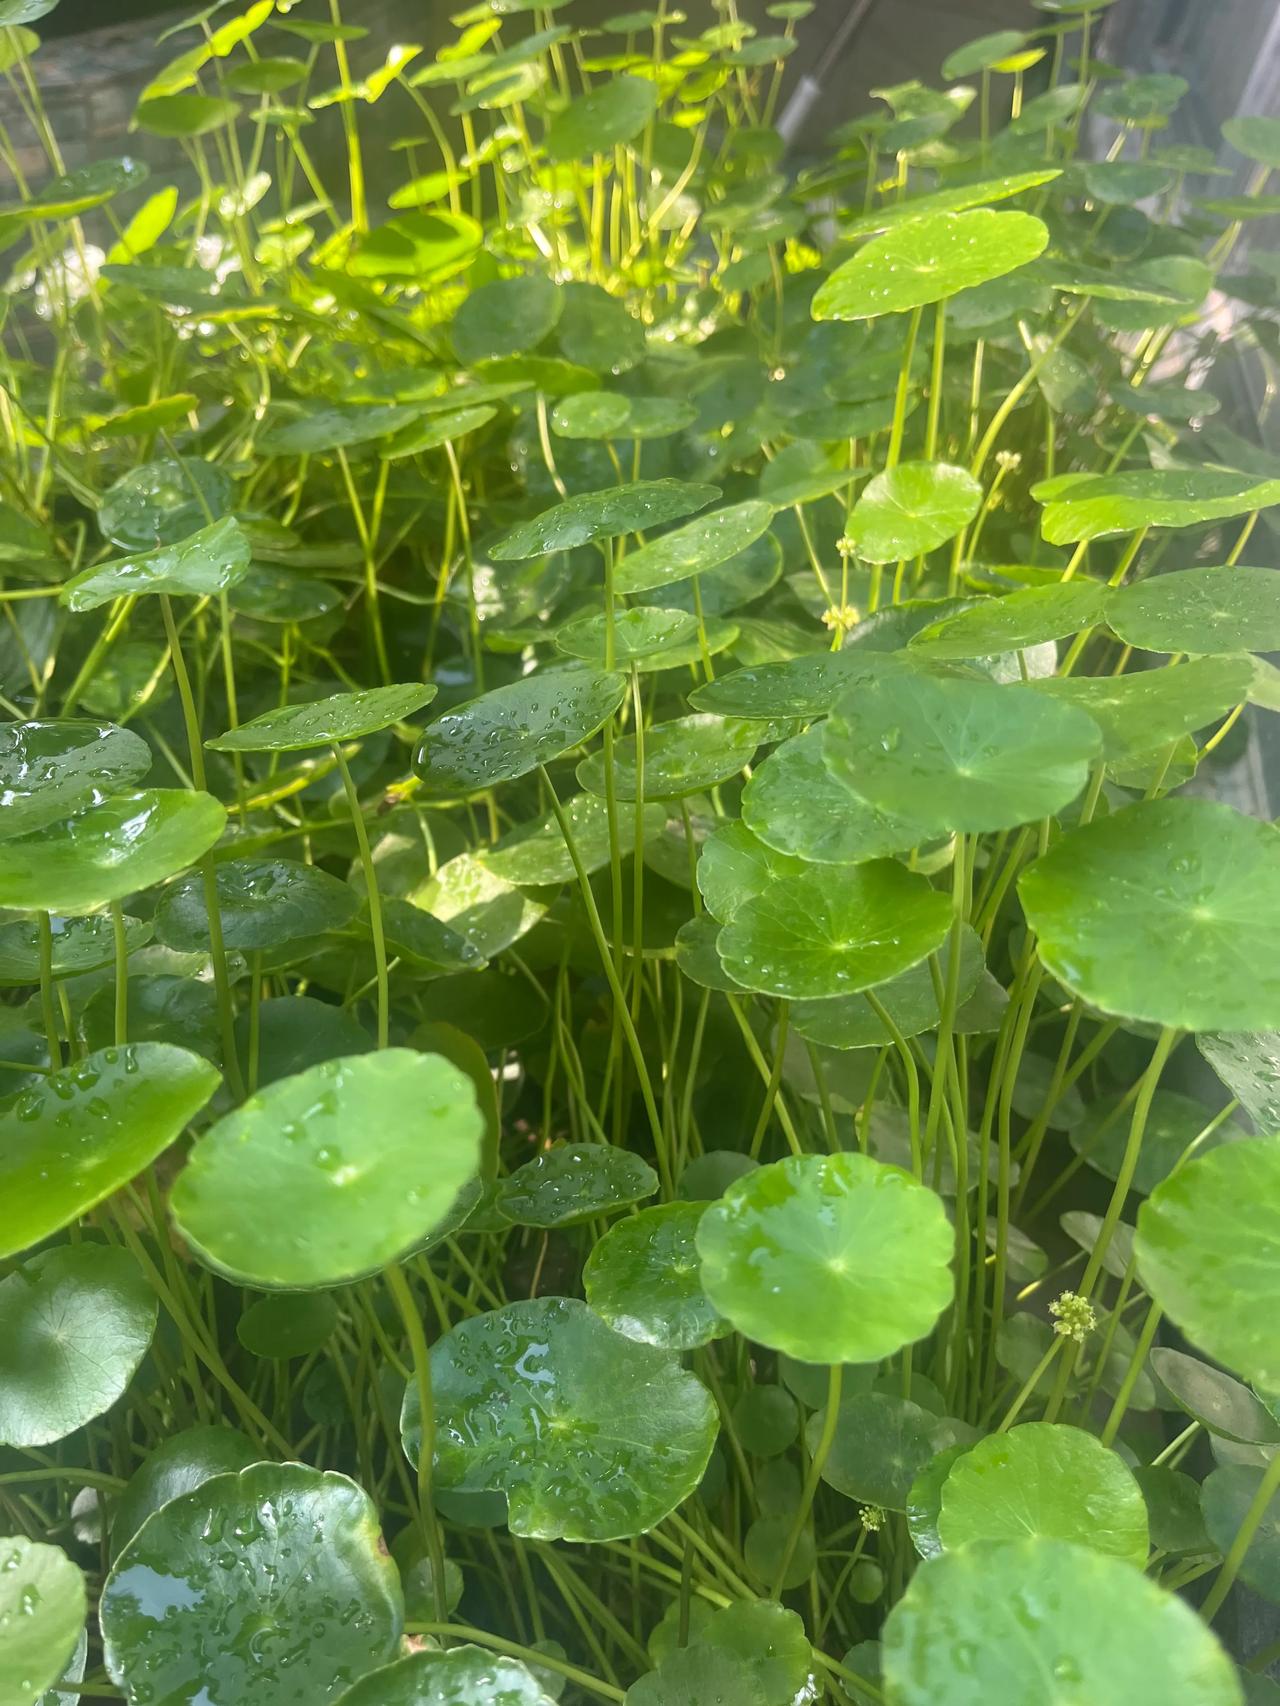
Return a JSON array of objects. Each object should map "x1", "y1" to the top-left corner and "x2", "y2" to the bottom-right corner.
[
  {"x1": 717, "y1": 857, "x2": 950, "y2": 999},
  {"x1": 62, "y1": 516, "x2": 252, "y2": 611},
  {"x1": 849, "y1": 462, "x2": 982, "y2": 563},
  {"x1": 612, "y1": 502, "x2": 774, "y2": 595},
  {"x1": 1019, "y1": 798, "x2": 1280, "y2": 1031},
  {"x1": 170, "y1": 1050, "x2": 483, "y2": 1287},
  {"x1": 937, "y1": 1423, "x2": 1149, "y2": 1564},
  {"x1": 911, "y1": 582, "x2": 1109, "y2": 658},
  {"x1": 0, "y1": 912, "x2": 151, "y2": 985},
  {"x1": 742, "y1": 726, "x2": 926, "y2": 864},
  {"x1": 0, "y1": 1537, "x2": 86, "y2": 1706},
  {"x1": 496, "y1": 1143, "x2": 657, "y2": 1228},
  {"x1": 415, "y1": 671, "x2": 626, "y2": 796},
  {"x1": 207, "y1": 685, "x2": 438, "y2": 752},
  {"x1": 824, "y1": 671, "x2": 1101, "y2": 835},
  {"x1": 155, "y1": 856, "x2": 358, "y2": 951},
  {"x1": 696, "y1": 1154, "x2": 953, "y2": 1363},
  {"x1": 0, "y1": 1244, "x2": 156, "y2": 1447},
  {"x1": 97, "y1": 457, "x2": 234, "y2": 550},
  {"x1": 812, "y1": 208, "x2": 1049, "y2": 320},
  {"x1": 545, "y1": 74, "x2": 657, "y2": 160},
  {"x1": 110, "y1": 1425, "x2": 260, "y2": 1559},
  {"x1": 1030, "y1": 655, "x2": 1253, "y2": 762},
  {"x1": 100, "y1": 1463, "x2": 403, "y2": 1706},
  {"x1": 407, "y1": 1296, "x2": 718, "y2": 1541},
  {"x1": 1037, "y1": 469, "x2": 1280, "y2": 545},
  {"x1": 1137, "y1": 1137, "x2": 1280, "y2": 1388},
  {"x1": 578, "y1": 713, "x2": 759, "y2": 802},
  {"x1": 491, "y1": 482, "x2": 719, "y2": 560},
  {"x1": 584, "y1": 1201, "x2": 727, "y2": 1350},
  {"x1": 335, "y1": 1645, "x2": 559, "y2": 1706},
  {"x1": 0, "y1": 788, "x2": 226, "y2": 917},
  {"x1": 790, "y1": 926, "x2": 986, "y2": 1049},
  {"x1": 411, "y1": 853, "x2": 548, "y2": 959},
  {"x1": 0, "y1": 1042, "x2": 218, "y2": 1260},
  {"x1": 882, "y1": 1538, "x2": 1240, "y2": 1706},
  {"x1": 690, "y1": 650, "x2": 890, "y2": 720},
  {"x1": 1107, "y1": 566, "x2": 1280, "y2": 655},
  {"x1": 555, "y1": 607, "x2": 699, "y2": 665},
  {"x1": 1198, "y1": 1030, "x2": 1280, "y2": 1134},
  {"x1": 0, "y1": 719, "x2": 152, "y2": 841}
]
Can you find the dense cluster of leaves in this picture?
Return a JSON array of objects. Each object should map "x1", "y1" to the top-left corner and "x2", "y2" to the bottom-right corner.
[{"x1": 3, "y1": 0, "x2": 1280, "y2": 1701}]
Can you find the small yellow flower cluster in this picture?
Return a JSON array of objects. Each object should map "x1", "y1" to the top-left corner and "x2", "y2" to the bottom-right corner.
[{"x1": 1050, "y1": 1290, "x2": 1097, "y2": 1344}]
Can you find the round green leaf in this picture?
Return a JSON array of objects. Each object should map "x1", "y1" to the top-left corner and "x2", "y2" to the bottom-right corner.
[
  {"x1": 882, "y1": 1538, "x2": 1240, "y2": 1706},
  {"x1": 937, "y1": 1423, "x2": 1149, "y2": 1565},
  {"x1": 546, "y1": 74, "x2": 657, "y2": 160},
  {"x1": 336, "y1": 1646, "x2": 559, "y2": 1706},
  {"x1": 238, "y1": 1291, "x2": 340, "y2": 1360},
  {"x1": 412, "y1": 852, "x2": 547, "y2": 958},
  {"x1": 628, "y1": 1646, "x2": 767, "y2": 1706},
  {"x1": 453, "y1": 274, "x2": 563, "y2": 366},
  {"x1": 101, "y1": 1463, "x2": 403, "y2": 1706},
  {"x1": 1029, "y1": 656, "x2": 1253, "y2": 762},
  {"x1": 0, "y1": 789, "x2": 226, "y2": 916},
  {"x1": 0, "y1": 1244, "x2": 156, "y2": 1447},
  {"x1": 61, "y1": 517, "x2": 252, "y2": 611},
  {"x1": 791, "y1": 925, "x2": 986, "y2": 1050},
  {"x1": 841, "y1": 169, "x2": 1058, "y2": 237},
  {"x1": 743, "y1": 727, "x2": 925, "y2": 864},
  {"x1": 1019, "y1": 799, "x2": 1280, "y2": 1031},
  {"x1": 154, "y1": 856, "x2": 358, "y2": 952},
  {"x1": 0, "y1": 719, "x2": 151, "y2": 841},
  {"x1": 0, "y1": 1042, "x2": 218, "y2": 1260},
  {"x1": 381, "y1": 405, "x2": 499, "y2": 458},
  {"x1": 1037, "y1": 469, "x2": 1280, "y2": 546},
  {"x1": 849, "y1": 462, "x2": 982, "y2": 563},
  {"x1": 1150, "y1": 1349, "x2": 1280, "y2": 1445},
  {"x1": 0, "y1": 1538, "x2": 86, "y2": 1706},
  {"x1": 813, "y1": 1393, "x2": 973, "y2": 1511},
  {"x1": 97, "y1": 457, "x2": 234, "y2": 549},
  {"x1": 135, "y1": 92, "x2": 240, "y2": 137},
  {"x1": 1107, "y1": 567, "x2": 1280, "y2": 655},
  {"x1": 490, "y1": 481, "x2": 719, "y2": 560},
  {"x1": 207, "y1": 684, "x2": 437, "y2": 752},
  {"x1": 907, "y1": 1444, "x2": 970, "y2": 1560},
  {"x1": 613, "y1": 502, "x2": 775, "y2": 595},
  {"x1": 812, "y1": 209, "x2": 1048, "y2": 321},
  {"x1": 170, "y1": 1050, "x2": 483, "y2": 1288},
  {"x1": 233, "y1": 996, "x2": 372, "y2": 1089},
  {"x1": 555, "y1": 280, "x2": 645, "y2": 372},
  {"x1": 912, "y1": 582, "x2": 1109, "y2": 658},
  {"x1": 0, "y1": 912, "x2": 151, "y2": 985},
  {"x1": 1136, "y1": 1466, "x2": 1213, "y2": 1557},
  {"x1": 415, "y1": 670, "x2": 625, "y2": 797},
  {"x1": 690, "y1": 650, "x2": 891, "y2": 721},
  {"x1": 110, "y1": 1425, "x2": 259, "y2": 1559},
  {"x1": 551, "y1": 390, "x2": 633, "y2": 439},
  {"x1": 1202, "y1": 1465, "x2": 1280, "y2": 1602},
  {"x1": 696, "y1": 819, "x2": 804, "y2": 923},
  {"x1": 695, "y1": 1153, "x2": 954, "y2": 1363},
  {"x1": 824, "y1": 671, "x2": 1101, "y2": 835},
  {"x1": 1137, "y1": 1137, "x2": 1280, "y2": 1388},
  {"x1": 584, "y1": 1203, "x2": 726, "y2": 1349},
  {"x1": 717, "y1": 858, "x2": 950, "y2": 999},
  {"x1": 407, "y1": 1296, "x2": 718, "y2": 1541},
  {"x1": 578, "y1": 713, "x2": 759, "y2": 802},
  {"x1": 496, "y1": 1143, "x2": 658, "y2": 1228},
  {"x1": 555, "y1": 607, "x2": 700, "y2": 664}
]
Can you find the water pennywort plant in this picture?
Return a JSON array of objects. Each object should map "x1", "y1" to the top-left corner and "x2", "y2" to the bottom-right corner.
[{"x1": 2, "y1": 0, "x2": 1280, "y2": 1701}]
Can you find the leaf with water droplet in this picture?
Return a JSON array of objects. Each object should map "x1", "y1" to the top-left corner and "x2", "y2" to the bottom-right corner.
[
  {"x1": 96, "y1": 456, "x2": 234, "y2": 550},
  {"x1": 612, "y1": 502, "x2": 774, "y2": 595},
  {"x1": 414, "y1": 671, "x2": 626, "y2": 797},
  {"x1": 452, "y1": 272, "x2": 563, "y2": 366},
  {"x1": 1137, "y1": 1136, "x2": 1280, "y2": 1389},
  {"x1": 61, "y1": 516, "x2": 252, "y2": 611},
  {"x1": 170, "y1": 1049, "x2": 483, "y2": 1287},
  {"x1": 405, "y1": 1296, "x2": 718, "y2": 1542},
  {"x1": 1107, "y1": 566, "x2": 1280, "y2": 656},
  {"x1": 813, "y1": 1393, "x2": 975, "y2": 1512},
  {"x1": 813, "y1": 208, "x2": 1049, "y2": 321},
  {"x1": 0, "y1": 788, "x2": 226, "y2": 916},
  {"x1": 938, "y1": 1423, "x2": 1149, "y2": 1565},
  {"x1": 791, "y1": 925, "x2": 987, "y2": 1049},
  {"x1": 110, "y1": 1426, "x2": 260, "y2": 1560},
  {"x1": 490, "y1": 481, "x2": 719, "y2": 561},
  {"x1": 154, "y1": 856, "x2": 358, "y2": 952},
  {"x1": 584, "y1": 1202, "x2": 729, "y2": 1351},
  {"x1": 0, "y1": 718, "x2": 152, "y2": 842},
  {"x1": 578, "y1": 713, "x2": 759, "y2": 802},
  {"x1": 1029, "y1": 655, "x2": 1253, "y2": 763},
  {"x1": 101, "y1": 1463, "x2": 403, "y2": 1706},
  {"x1": 911, "y1": 581, "x2": 1110, "y2": 659},
  {"x1": 1019, "y1": 797, "x2": 1280, "y2": 1031},
  {"x1": 1198, "y1": 1029, "x2": 1280, "y2": 1136},
  {"x1": 849, "y1": 462, "x2": 981, "y2": 563},
  {"x1": 1036, "y1": 468, "x2": 1280, "y2": 546},
  {"x1": 0, "y1": 1041, "x2": 218, "y2": 1260},
  {"x1": 695, "y1": 1153, "x2": 954, "y2": 1363},
  {"x1": 0, "y1": 1244, "x2": 156, "y2": 1447},
  {"x1": 496, "y1": 1143, "x2": 657, "y2": 1229},
  {"x1": 335, "y1": 1643, "x2": 560, "y2": 1706},
  {"x1": 742, "y1": 725, "x2": 927, "y2": 862},
  {"x1": 882, "y1": 1538, "x2": 1239, "y2": 1706},
  {"x1": 0, "y1": 1537, "x2": 85, "y2": 1706},
  {"x1": 207, "y1": 684, "x2": 438, "y2": 753},
  {"x1": 0, "y1": 912, "x2": 151, "y2": 985}
]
